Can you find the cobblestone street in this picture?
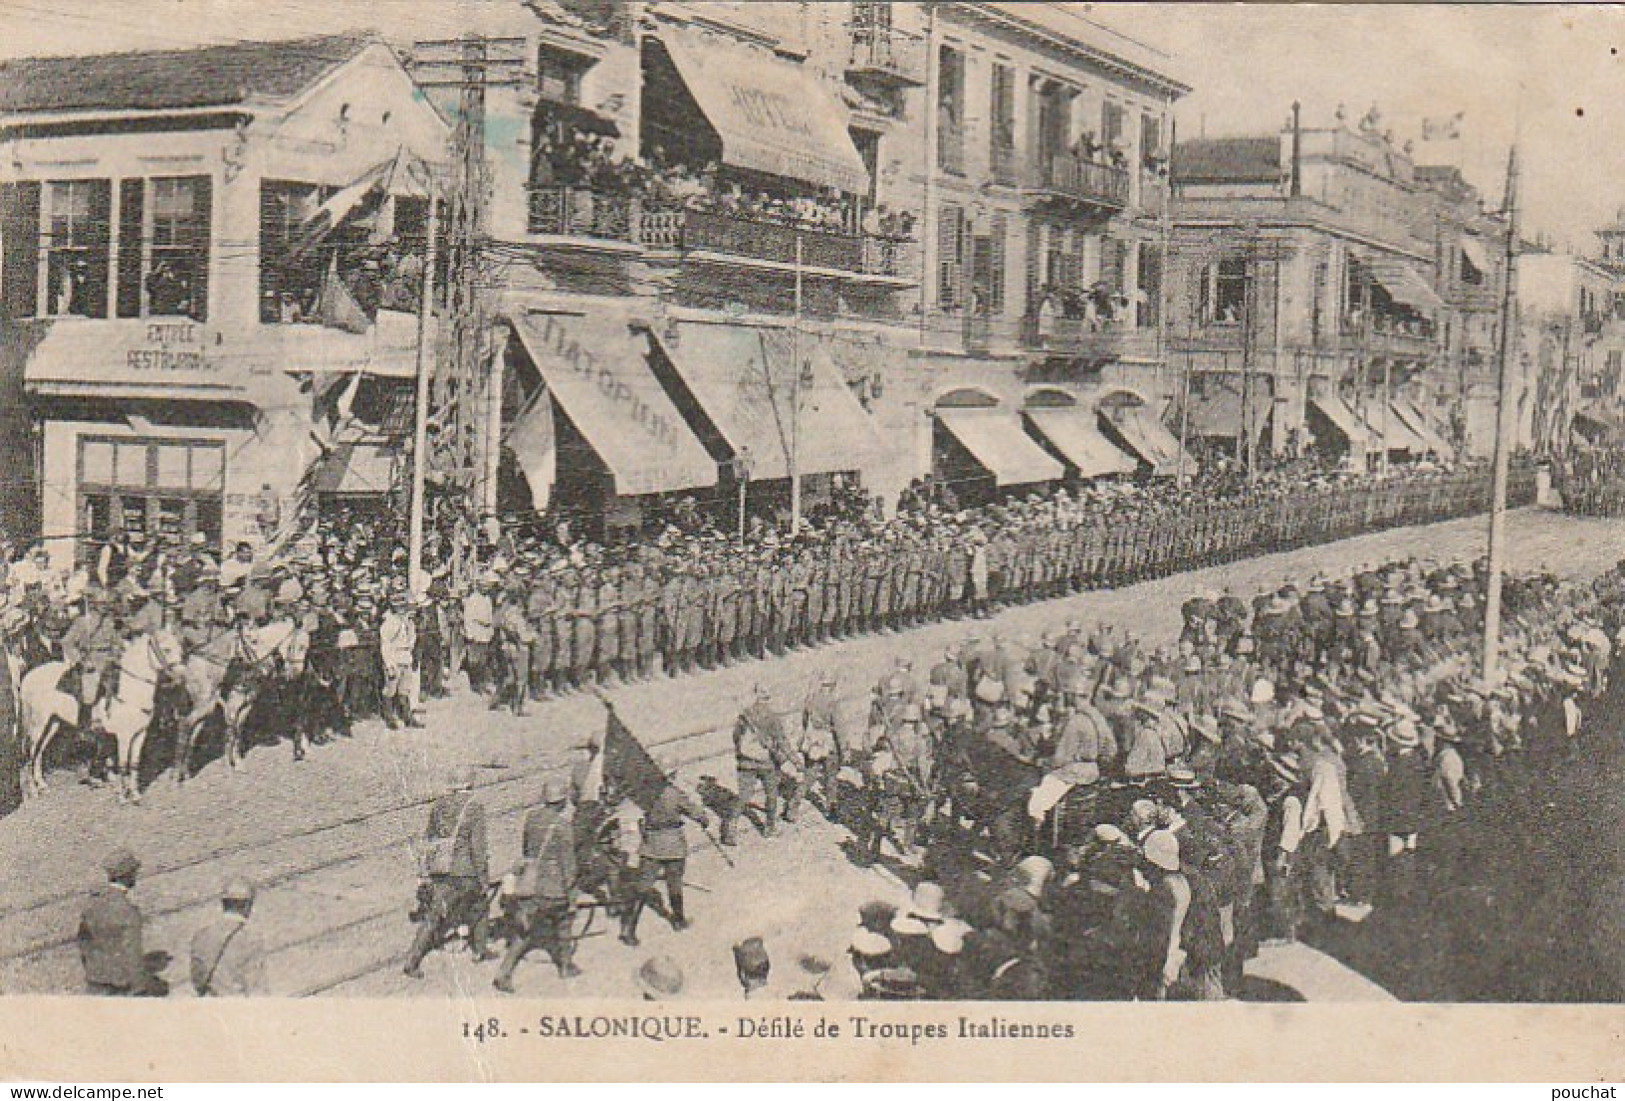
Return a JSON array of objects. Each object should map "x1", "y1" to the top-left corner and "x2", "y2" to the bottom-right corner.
[{"x1": 1, "y1": 506, "x2": 1619, "y2": 999}]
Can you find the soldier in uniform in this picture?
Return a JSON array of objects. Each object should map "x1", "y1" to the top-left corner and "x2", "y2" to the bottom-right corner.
[
  {"x1": 78, "y1": 847, "x2": 167, "y2": 996},
  {"x1": 495, "y1": 580, "x2": 534, "y2": 716},
  {"x1": 525, "y1": 568, "x2": 555, "y2": 701},
  {"x1": 379, "y1": 590, "x2": 421, "y2": 728},
  {"x1": 595, "y1": 566, "x2": 620, "y2": 685},
  {"x1": 730, "y1": 685, "x2": 791, "y2": 839},
  {"x1": 60, "y1": 587, "x2": 123, "y2": 781},
  {"x1": 404, "y1": 766, "x2": 493, "y2": 978},
  {"x1": 493, "y1": 777, "x2": 580, "y2": 991},
  {"x1": 799, "y1": 671, "x2": 842, "y2": 817},
  {"x1": 189, "y1": 877, "x2": 268, "y2": 996},
  {"x1": 620, "y1": 770, "x2": 709, "y2": 945}
]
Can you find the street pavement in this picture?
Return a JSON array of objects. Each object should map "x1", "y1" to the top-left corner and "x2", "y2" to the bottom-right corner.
[{"x1": 1, "y1": 506, "x2": 1619, "y2": 998}]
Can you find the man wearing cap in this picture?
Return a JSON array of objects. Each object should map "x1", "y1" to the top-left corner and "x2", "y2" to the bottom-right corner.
[
  {"x1": 733, "y1": 686, "x2": 790, "y2": 838},
  {"x1": 494, "y1": 777, "x2": 580, "y2": 991},
  {"x1": 190, "y1": 878, "x2": 267, "y2": 996},
  {"x1": 379, "y1": 591, "x2": 421, "y2": 729},
  {"x1": 462, "y1": 575, "x2": 496, "y2": 696},
  {"x1": 78, "y1": 848, "x2": 167, "y2": 996},
  {"x1": 404, "y1": 766, "x2": 493, "y2": 977},
  {"x1": 799, "y1": 672, "x2": 842, "y2": 817}
]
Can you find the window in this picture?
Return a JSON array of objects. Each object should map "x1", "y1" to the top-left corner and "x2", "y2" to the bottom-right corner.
[
  {"x1": 936, "y1": 45, "x2": 965, "y2": 174},
  {"x1": 77, "y1": 436, "x2": 226, "y2": 561},
  {"x1": 145, "y1": 176, "x2": 210, "y2": 320},
  {"x1": 1137, "y1": 241, "x2": 1162, "y2": 328},
  {"x1": 989, "y1": 62, "x2": 1016, "y2": 180},
  {"x1": 971, "y1": 214, "x2": 1006, "y2": 315},
  {"x1": 1101, "y1": 101, "x2": 1125, "y2": 149},
  {"x1": 936, "y1": 203, "x2": 966, "y2": 308},
  {"x1": 1140, "y1": 113, "x2": 1164, "y2": 171},
  {"x1": 537, "y1": 47, "x2": 583, "y2": 105},
  {"x1": 260, "y1": 181, "x2": 324, "y2": 322},
  {"x1": 43, "y1": 179, "x2": 111, "y2": 318},
  {"x1": 1210, "y1": 257, "x2": 1247, "y2": 324}
]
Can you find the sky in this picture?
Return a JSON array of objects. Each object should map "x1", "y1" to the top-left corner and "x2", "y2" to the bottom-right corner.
[{"x1": 0, "y1": 1, "x2": 1621, "y2": 252}]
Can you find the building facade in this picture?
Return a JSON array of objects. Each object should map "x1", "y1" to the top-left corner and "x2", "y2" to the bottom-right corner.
[
  {"x1": 423, "y1": 0, "x2": 1189, "y2": 536},
  {"x1": 1167, "y1": 110, "x2": 1510, "y2": 470},
  {"x1": 0, "y1": 36, "x2": 449, "y2": 566}
]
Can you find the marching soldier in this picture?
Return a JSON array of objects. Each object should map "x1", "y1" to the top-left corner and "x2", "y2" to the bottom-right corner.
[
  {"x1": 799, "y1": 671, "x2": 842, "y2": 816},
  {"x1": 732, "y1": 685, "x2": 791, "y2": 839},
  {"x1": 620, "y1": 770, "x2": 710, "y2": 945},
  {"x1": 404, "y1": 766, "x2": 493, "y2": 978},
  {"x1": 189, "y1": 877, "x2": 268, "y2": 996},
  {"x1": 493, "y1": 777, "x2": 581, "y2": 991}
]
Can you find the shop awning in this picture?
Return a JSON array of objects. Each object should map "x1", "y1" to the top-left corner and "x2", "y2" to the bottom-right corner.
[
  {"x1": 1108, "y1": 406, "x2": 1187, "y2": 477},
  {"x1": 309, "y1": 442, "x2": 398, "y2": 496},
  {"x1": 1392, "y1": 398, "x2": 1455, "y2": 458},
  {"x1": 1024, "y1": 408, "x2": 1137, "y2": 478},
  {"x1": 936, "y1": 408, "x2": 1064, "y2": 487},
  {"x1": 509, "y1": 312, "x2": 718, "y2": 496},
  {"x1": 653, "y1": 322, "x2": 881, "y2": 481},
  {"x1": 1369, "y1": 403, "x2": 1428, "y2": 453},
  {"x1": 1460, "y1": 235, "x2": 1491, "y2": 276},
  {"x1": 1368, "y1": 259, "x2": 1444, "y2": 314},
  {"x1": 656, "y1": 33, "x2": 870, "y2": 194},
  {"x1": 1308, "y1": 392, "x2": 1371, "y2": 449}
]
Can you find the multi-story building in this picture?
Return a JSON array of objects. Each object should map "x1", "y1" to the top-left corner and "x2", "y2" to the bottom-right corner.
[
  {"x1": 1517, "y1": 242, "x2": 1625, "y2": 454},
  {"x1": 1167, "y1": 109, "x2": 1509, "y2": 470},
  {"x1": 0, "y1": 36, "x2": 450, "y2": 566},
  {"x1": 421, "y1": 0, "x2": 1190, "y2": 534}
]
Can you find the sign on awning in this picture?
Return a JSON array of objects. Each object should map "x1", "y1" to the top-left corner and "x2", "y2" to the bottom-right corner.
[{"x1": 656, "y1": 33, "x2": 870, "y2": 194}]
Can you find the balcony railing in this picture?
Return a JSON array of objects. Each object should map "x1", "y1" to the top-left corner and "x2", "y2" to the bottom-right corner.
[
  {"x1": 1028, "y1": 152, "x2": 1130, "y2": 209},
  {"x1": 527, "y1": 186, "x2": 635, "y2": 241},
  {"x1": 1343, "y1": 319, "x2": 1438, "y2": 358},
  {"x1": 1022, "y1": 317, "x2": 1158, "y2": 359},
  {"x1": 846, "y1": 25, "x2": 927, "y2": 85}
]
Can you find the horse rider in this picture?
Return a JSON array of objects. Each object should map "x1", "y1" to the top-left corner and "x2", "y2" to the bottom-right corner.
[{"x1": 60, "y1": 587, "x2": 124, "y2": 782}]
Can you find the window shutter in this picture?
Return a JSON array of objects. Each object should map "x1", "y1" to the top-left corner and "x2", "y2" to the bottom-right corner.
[
  {"x1": 988, "y1": 214, "x2": 1006, "y2": 314},
  {"x1": 1, "y1": 181, "x2": 40, "y2": 319},
  {"x1": 84, "y1": 180, "x2": 112, "y2": 319},
  {"x1": 1025, "y1": 220, "x2": 1042, "y2": 314},
  {"x1": 116, "y1": 179, "x2": 144, "y2": 319},
  {"x1": 937, "y1": 204, "x2": 962, "y2": 309},
  {"x1": 189, "y1": 174, "x2": 212, "y2": 322}
]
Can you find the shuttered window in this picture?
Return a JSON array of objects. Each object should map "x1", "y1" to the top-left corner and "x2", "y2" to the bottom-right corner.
[
  {"x1": 116, "y1": 180, "x2": 144, "y2": 319},
  {"x1": 0, "y1": 181, "x2": 40, "y2": 320},
  {"x1": 936, "y1": 203, "x2": 965, "y2": 309},
  {"x1": 986, "y1": 214, "x2": 1007, "y2": 314},
  {"x1": 43, "y1": 179, "x2": 111, "y2": 318}
]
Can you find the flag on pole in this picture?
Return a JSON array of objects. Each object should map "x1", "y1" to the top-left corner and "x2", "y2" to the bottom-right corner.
[
  {"x1": 602, "y1": 703, "x2": 669, "y2": 813},
  {"x1": 504, "y1": 387, "x2": 556, "y2": 512},
  {"x1": 317, "y1": 253, "x2": 372, "y2": 334},
  {"x1": 1421, "y1": 111, "x2": 1465, "y2": 141}
]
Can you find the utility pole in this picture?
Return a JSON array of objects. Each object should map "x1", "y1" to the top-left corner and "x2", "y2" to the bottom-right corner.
[
  {"x1": 790, "y1": 232, "x2": 804, "y2": 533},
  {"x1": 409, "y1": 36, "x2": 525, "y2": 516},
  {"x1": 408, "y1": 196, "x2": 441, "y2": 590},
  {"x1": 1482, "y1": 144, "x2": 1520, "y2": 685}
]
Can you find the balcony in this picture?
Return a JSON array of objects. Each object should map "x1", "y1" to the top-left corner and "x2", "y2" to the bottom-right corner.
[
  {"x1": 1345, "y1": 319, "x2": 1438, "y2": 359},
  {"x1": 527, "y1": 186, "x2": 635, "y2": 242},
  {"x1": 1026, "y1": 152, "x2": 1130, "y2": 211},
  {"x1": 846, "y1": 25, "x2": 927, "y2": 87},
  {"x1": 1023, "y1": 317, "x2": 1158, "y2": 361}
]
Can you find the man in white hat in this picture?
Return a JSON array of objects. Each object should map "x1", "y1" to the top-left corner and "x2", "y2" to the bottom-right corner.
[
  {"x1": 379, "y1": 590, "x2": 421, "y2": 729},
  {"x1": 189, "y1": 877, "x2": 267, "y2": 996}
]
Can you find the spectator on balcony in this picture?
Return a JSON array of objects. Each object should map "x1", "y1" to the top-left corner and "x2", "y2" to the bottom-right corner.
[{"x1": 1071, "y1": 131, "x2": 1101, "y2": 163}]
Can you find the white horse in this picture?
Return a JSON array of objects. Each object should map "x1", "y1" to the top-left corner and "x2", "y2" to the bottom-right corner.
[
  {"x1": 18, "y1": 660, "x2": 79, "y2": 797},
  {"x1": 92, "y1": 630, "x2": 185, "y2": 804}
]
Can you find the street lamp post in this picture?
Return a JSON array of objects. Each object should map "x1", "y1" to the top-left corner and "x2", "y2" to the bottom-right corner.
[{"x1": 1482, "y1": 144, "x2": 1521, "y2": 685}]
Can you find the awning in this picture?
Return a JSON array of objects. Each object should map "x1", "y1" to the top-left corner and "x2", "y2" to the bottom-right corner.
[
  {"x1": 509, "y1": 312, "x2": 718, "y2": 496},
  {"x1": 309, "y1": 443, "x2": 398, "y2": 496},
  {"x1": 1391, "y1": 399, "x2": 1455, "y2": 458},
  {"x1": 653, "y1": 322, "x2": 881, "y2": 481},
  {"x1": 1368, "y1": 259, "x2": 1444, "y2": 314},
  {"x1": 1460, "y1": 235, "x2": 1491, "y2": 276},
  {"x1": 1368, "y1": 403, "x2": 1428, "y2": 453},
  {"x1": 1307, "y1": 392, "x2": 1371, "y2": 449},
  {"x1": 656, "y1": 34, "x2": 869, "y2": 194},
  {"x1": 534, "y1": 97, "x2": 620, "y2": 137},
  {"x1": 1107, "y1": 406, "x2": 1188, "y2": 477},
  {"x1": 1024, "y1": 408, "x2": 1137, "y2": 478},
  {"x1": 1573, "y1": 406, "x2": 1625, "y2": 443},
  {"x1": 936, "y1": 408, "x2": 1064, "y2": 487}
]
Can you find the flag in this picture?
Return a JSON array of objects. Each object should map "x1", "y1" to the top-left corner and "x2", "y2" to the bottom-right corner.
[
  {"x1": 602, "y1": 703, "x2": 669, "y2": 812},
  {"x1": 318, "y1": 255, "x2": 371, "y2": 334},
  {"x1": 1421, "y1": 111, "x2": 1465, "y2": 141},
  {"x1": 285, "y1": 157, "x2": 394, "y2": 263},
  {"x1": 504, "y1": 386, "x2": 556, "y2": 512}
]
